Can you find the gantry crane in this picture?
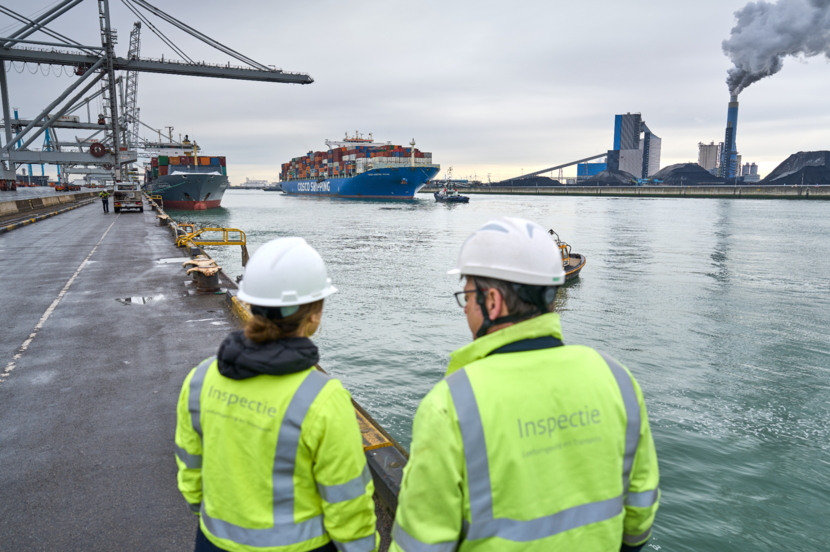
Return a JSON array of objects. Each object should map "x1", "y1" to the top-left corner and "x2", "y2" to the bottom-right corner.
[{"x1": 0, "y1": 0, "x2": 313, "y2": 190}]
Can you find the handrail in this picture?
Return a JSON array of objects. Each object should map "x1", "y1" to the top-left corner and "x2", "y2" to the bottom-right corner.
[
  {"x1": 176, "y1": 227, "x2": 245, "y2": 246},
  {"x1": 176, "y1": 227, "x2": 249, "y2": 266}
]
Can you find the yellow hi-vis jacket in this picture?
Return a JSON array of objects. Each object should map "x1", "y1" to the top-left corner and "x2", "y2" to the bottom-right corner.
[
  {"x1": 391, "y1": 313, "x2": 660, "y2": 551},
  {"x1": 175, "y1": 357, "x2": 379, "y2": 552}
]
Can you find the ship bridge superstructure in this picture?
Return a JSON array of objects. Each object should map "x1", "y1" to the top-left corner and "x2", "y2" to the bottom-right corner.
[{"x1": 325, "y1": 131, "x2": 394, "y2": 150}]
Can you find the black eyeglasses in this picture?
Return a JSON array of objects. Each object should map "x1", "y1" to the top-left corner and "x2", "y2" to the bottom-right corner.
[{"x1": 453, "y1": 288, "x2": 488, "y2": 308}]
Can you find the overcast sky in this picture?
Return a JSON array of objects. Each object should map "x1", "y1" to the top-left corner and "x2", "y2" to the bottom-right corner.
[{"x1": 2, "y1": 0, "x2": 828, "y2": 183}]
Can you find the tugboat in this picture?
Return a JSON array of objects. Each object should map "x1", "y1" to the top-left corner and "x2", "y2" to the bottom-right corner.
[
  {"x1": 549, "y1": 229, "x2": 586, "y2": 280},
  {"x1": 434, "y1": 169, "x2": 470, "y2": 203}
]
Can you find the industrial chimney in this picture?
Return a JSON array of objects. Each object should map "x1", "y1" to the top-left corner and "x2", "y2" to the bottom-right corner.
[{"x1": 719, "y1": 95, "x2": 739, "y2": 179}]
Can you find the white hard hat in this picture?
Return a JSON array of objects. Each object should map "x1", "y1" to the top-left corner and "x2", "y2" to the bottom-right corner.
[
  {"x1": 448, "y1": 217, "x2": 566, "y2": 286},
  {"x1": 238, "y1": 237, "x2": 337, "y2": 307}
]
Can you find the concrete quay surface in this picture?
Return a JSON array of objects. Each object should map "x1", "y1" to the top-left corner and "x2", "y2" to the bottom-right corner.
[
  {"x1": 0, "y1": 201, "x2": 240, "y2": 550},
  {"x1": 420, "y1": 184, "x2": 830, "y2": 199}
]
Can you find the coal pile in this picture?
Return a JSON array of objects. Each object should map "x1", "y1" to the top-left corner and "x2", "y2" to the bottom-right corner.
[
  {"x1": 762, "y1": 151, "x2": 830, "y2": 185},
  {"x1": 580, "y1": 169, "x2": 638, "y2": 186},
  {"x1": 494, "y1": 176, "x2": 563, "y2": 187},
  {"x1": 651, "y1": 163, "x2": 725, "y2": 185}
]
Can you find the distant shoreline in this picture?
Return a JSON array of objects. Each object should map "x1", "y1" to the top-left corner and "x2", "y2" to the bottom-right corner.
[{"x1": 418, "y1": 185, "x2": 829, "y2": 200}]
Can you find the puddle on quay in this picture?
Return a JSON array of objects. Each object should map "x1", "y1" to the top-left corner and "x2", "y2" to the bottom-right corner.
[{"x1": 115, "y1": 295, "x2": 164, "y2": 305}]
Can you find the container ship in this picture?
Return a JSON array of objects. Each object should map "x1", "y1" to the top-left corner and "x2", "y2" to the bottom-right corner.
[
  {"x1": 279, "y1": 133, "x2": 440, "y2": 199},
  {"x1": 143, "y1": 136, "x2": 229, "y2": 210}
]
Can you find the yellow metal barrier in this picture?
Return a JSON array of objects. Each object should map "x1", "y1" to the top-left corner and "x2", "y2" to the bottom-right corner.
[
  {"x1": 150, "y1": 195, "x2": 163, "y2": 207},
  {"x1": 178, "y1": 222, "x2": 195, "y2": 234},
  {"x1": 176, "y1": 227, "x2": 250, "y2": 266}
]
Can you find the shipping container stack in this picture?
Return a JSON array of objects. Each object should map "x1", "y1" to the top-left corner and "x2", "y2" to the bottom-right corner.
[
  {"x1": 148, "y1": 155, "x2": 227, "y2": 181},
  {"x1": 280, "y1": 145, "x2": 433, "y2": 182}
]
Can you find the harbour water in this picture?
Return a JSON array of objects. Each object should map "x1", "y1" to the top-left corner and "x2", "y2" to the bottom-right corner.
[{"x1": 169, "y1": 190, "x2": 830, "y2": 551}]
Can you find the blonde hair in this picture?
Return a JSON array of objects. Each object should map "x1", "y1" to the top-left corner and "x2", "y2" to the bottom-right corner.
[{"x1": 245, "y1": 300, "x2": 324, "y2": 343}]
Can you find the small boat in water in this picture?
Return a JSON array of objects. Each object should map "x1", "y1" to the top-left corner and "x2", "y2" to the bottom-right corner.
[
  {"x1": 434, "y1": 168, "x2": 469, "y2": 203},
  {"x1": 434, "y1": 186, "x2": 469, "y2": 203},
  {"x1": 549, "y1": 229, "x2": 586, "y2": 280}
]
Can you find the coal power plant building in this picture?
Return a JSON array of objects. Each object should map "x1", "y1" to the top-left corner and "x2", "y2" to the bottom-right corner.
[
  {"x1": 608, "y1": 113, "x2": 661, "y2": 178},
  {"x1": 698, "y1": 142, "x2": 722, "y2": 175}
]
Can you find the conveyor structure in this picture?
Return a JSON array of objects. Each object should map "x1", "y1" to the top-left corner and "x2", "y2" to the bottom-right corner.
[{"x1": 500, "y1": 153, "x2": 607, "y2": 184}]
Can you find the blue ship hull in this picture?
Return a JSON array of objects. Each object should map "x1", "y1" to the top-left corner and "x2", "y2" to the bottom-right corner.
[
  {"x1": 281, "y1": 166, "x2": 440, "y2": 199},
  {"x1": 144, "y1": 173, "x2": 229, "y2": 210}
]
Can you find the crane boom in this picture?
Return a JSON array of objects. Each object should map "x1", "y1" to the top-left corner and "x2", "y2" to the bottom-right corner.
[{"x1": 124, "y1": 22, "x2": 141, "y2": 149}]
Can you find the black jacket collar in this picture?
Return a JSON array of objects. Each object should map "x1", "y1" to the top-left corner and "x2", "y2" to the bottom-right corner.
[{"x1": 217, "y1": 330, "x2": 319, "y2": 380}]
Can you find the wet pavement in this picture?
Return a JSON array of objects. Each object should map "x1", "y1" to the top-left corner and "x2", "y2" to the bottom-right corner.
[{"x1": 0, "y1": 201, "x2": 240, "y2": 550}]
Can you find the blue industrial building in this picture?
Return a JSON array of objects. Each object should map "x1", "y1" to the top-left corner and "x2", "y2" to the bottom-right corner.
[{"x1": 577, "y1": 162, "x2": 607, "y2": 180}]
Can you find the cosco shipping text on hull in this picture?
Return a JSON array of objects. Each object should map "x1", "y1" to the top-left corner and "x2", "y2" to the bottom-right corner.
[{"x1": 282, "y1": 167, "x2": 440, "y2": 199}]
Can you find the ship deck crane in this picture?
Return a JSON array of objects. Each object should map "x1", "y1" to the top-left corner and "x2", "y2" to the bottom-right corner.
[{"x1": 0, "y1": 0, "x2": 313, "y2": 189}]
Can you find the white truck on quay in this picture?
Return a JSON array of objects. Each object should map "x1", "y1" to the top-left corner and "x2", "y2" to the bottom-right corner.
[{"x1": 113, "y1": 182, "x2": 144, "y2": 213}]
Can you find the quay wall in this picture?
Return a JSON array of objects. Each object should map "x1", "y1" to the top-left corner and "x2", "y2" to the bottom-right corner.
[
  {"x1": 420, "y1": 185, "x2": 830, "y2": 199},
  {"x1": 0, "y1": 192, "x2": 98, "y2": 216}
]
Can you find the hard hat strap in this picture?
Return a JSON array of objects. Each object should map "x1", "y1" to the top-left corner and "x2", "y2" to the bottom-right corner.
[
  {"x1": 475, "y1": 286, "x2": 495, "y2": 338},
  {"x1": 251, "y1": 304, "x2": 300, "y2": 320},
  {"x1": 514, "y1": 283, "x2": 558, "y2": 316}
]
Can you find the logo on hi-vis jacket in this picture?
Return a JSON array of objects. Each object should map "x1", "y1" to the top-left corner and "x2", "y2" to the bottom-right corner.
[
  {"x1": 518, "y1": 407, "x2": 601, "y2": 438},
  {"x1": 206, "y1": 385, "x2": 277, "y2": 418},
  {"x1": 517, "y1": 407, "x2": 604, "y2": 458}
]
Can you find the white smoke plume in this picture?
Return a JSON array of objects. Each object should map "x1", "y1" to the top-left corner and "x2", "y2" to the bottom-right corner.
[{"x1": 723, "y1": 0, "x2": 830, "y2": 95}]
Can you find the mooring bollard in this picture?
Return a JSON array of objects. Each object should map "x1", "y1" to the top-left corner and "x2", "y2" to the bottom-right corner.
[{"x1": 193, "y1": 271, "x2": 220, "y2": 293}]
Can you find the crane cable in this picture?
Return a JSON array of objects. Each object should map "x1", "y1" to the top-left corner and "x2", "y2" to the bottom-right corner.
[
  {"x1": 0, "y1": 0, "x2": 65, "y2": 35},
  {"x1": 128, "y1": 0, "x2": 272, "y2": 71},
  {"x1": 120, "y1": 0, "x2": 194, "y2": 64},
  {"x1": 0, "y1": 6, "x2": 98, "y2": 56}
]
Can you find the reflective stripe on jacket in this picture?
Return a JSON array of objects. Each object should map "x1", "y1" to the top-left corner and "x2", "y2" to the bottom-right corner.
[
  {"x1": 391, "y1": 313, "x2": 659, "y2": 552},
  {"x1": 175, "y1": 357, "x2": 378, "y2": 552}
]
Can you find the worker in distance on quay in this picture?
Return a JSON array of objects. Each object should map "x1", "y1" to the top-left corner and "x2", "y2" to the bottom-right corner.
[
  {"x1": 174, "y1": 238, "x2": 378, "y2": 552},
  {"x1": 391, "y1": 217, "x2": 660, "y2": 551},
  {"x1": 98, "y1": 188, "x2": 110, "y2": 213}
]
